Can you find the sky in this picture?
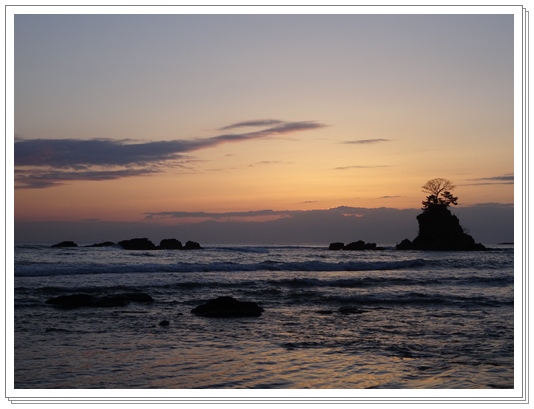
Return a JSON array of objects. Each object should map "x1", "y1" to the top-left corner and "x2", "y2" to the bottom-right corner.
[{"x1": 12, "y1": 10, "x2": 517, "y2": 244}]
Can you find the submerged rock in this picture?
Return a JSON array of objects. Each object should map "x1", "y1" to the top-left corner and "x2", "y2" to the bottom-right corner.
[
  {"x1": 45, "y1": 292, "x2": 154, "y2": 308},
  {"x1": 191, "y1": 296, "x2": 264, "y2": 318},
  {"x1": 337, "y1": 306, "x2": 366, "y2": 315},
  {"x1": 51, "y1": 241, "x2": 78, "y2": 248}
]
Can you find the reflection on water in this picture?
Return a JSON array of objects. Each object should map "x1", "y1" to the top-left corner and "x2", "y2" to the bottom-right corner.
[{"x1": 14, "y1": 245, "x2": 514, "y2": 389}]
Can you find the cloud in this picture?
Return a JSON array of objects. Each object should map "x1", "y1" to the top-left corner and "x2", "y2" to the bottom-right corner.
[
  {"x1": 341, "y1": 139, "x2": 390, "y2": 144},
  {"x1": 14, "y1": 138, "x2": 192, "y2": 168},
  {"x1": 218, "y1": 119, "x2": 285, "y2": 130},
  {"x1": 16, "y1": 203, "x2": 514, "y2": 245},
  {"x1": 335, "y1": 165, "x2": 389, "y2": 170},
  {"x1": 380, "y1": 195, "x2": 401, "y2": 199},
  {"x1": 461, "y1": 174, "x2": 514, "y2": 186},
  {"x1": 145, "y1": 209, "x2": 292, "y2": 220},
  {"x1": 14, "y1": 119, "x2": 325, "y2": 188},
  {"x1": 474, "y1": 175, "x2": 514, "y2": 182},
  {"x1": 145, "y1": 206, "x2": 389, "y2": 222},
  {"x1": 15, "y1": 167, "x2": 160, "y2": 189}
]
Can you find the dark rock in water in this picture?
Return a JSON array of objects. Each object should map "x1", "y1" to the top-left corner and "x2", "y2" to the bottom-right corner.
[
  {"x1": 343, "y1": 240, "x2": 378, "y2": 250},
  {"x1": 118, "y1": 238, "x2": 156, "y2": 250},
  {"x1": 191, "y1": 296, "x2": 263, "y2": 318},
  {"x1": 159, "y1": 320, "x2": 170, "y2": 326},
  {"x1": 86, "y1": 241, "x2": 115, "y2": 248},
  {"x1": 328, "y1": 242, "x2": 345, "y2": 250},
  {"x1": 45, "y1": 292, "x2": 154, "y2": 308},
  {"x1": 330, "y1": 241, "x2": 379, "y2": 250},
  {"x1": 337, "y1": 306, "x2": 366, "y2": 315},
  {"x1": 343, "y1": 240, "x2": 366, "y2": 250},
  {"x1": 184, "y1": 240, "x2": 203, "y2": 250},
  {"x1": 395, "y1": 239, "x2": 414, "y2": 250},
  {"x1": 396, "y1": 204, "x2": 486, "y2": 251},
  {"x1": 118, "y1": 292, "x2": 154, "y2": 303},
  {"x1": 159, "y1": 238, "x2": 183, "y2": 249},
  {"x1": 45, "y1": 294, "x2": 97, "y2": 308},
  {"x1": 51, "y1": 241, "x2": 78, "y2": 248}
]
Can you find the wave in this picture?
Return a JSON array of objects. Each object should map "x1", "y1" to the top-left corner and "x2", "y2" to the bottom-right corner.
[{"x1": 14, "y1": 258, "x2": 427, "y2": 277}]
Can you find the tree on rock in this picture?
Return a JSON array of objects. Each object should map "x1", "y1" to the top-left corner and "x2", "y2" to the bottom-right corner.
[
  {"x1": 396, "y1": 178, "x2": 486, "y2": 251},
  {"x1": 421, "y1": 178, "x2": 458, "y2": 209}
]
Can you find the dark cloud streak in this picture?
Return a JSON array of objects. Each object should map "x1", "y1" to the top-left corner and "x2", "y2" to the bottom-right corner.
[
  {"x1": 461, "y1": 174, "x2": 514, "y2": 186},
  {"x1": 15, "y1": 167, "x2": 160, "y2": 189},
  {"x1": 218, "y1": 119, "x2": 284, "y2": 130},
  {"x1": 341, "y1": 138, "x2": 390, "y2": 144},
  {"x1": 14, "y1": 119, "x2": 325, "y2": 189}
]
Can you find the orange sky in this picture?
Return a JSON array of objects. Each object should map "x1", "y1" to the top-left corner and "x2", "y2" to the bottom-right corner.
[{"x1": 12, "y1": 10, "x2": 517, "y2": 226}]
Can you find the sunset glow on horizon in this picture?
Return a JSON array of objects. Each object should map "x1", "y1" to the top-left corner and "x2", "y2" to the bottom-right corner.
[{"x1": 13, "y1": 10, "x2": 516, "y2": 229}]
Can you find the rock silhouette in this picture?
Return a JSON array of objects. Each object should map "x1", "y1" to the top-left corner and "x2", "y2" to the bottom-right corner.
[
  {"x1": 191, "y1": 296, "x2": 263, "y2": 318},
  {"x1": 397, "y1": 204, "x2": 486, "y2": 251},
  {"x1": 159, "y1": 239, "x2": 183, "y2": 249},
  {"x1": 118, "y1": 238, "x2": 157, "y2": 250},
  {"x1": 183, "y1": 240, "x2": 203, "y2": 250},
  {"x1": 86, "y1": 241, "x2": 115, "y2": 248},
  {"x1": 328, "y1": 240, "x2": 381, "y2": 250},
  {"x1": 51, "y1": 241, "x2": 78, "y2": 248},
  {"x1": 328, "y1": 242, "x2": 345, "y2": 250}
]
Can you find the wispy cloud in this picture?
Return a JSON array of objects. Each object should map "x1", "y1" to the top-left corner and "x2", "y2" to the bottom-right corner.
[
  {"x1": 218, "y1": 119, "x2": 285, "y2": 130},
  {"x1": 461, "y1": 174, "x2": 514, "y2": 186},
  {"x1": 14, "y1": 167, "x2": 161, "y2": 189},
  {"x1": 334, "y1": 165, "x2": 389, "y2": 170},
  {"x1": 380, "y1": 195, "x2": 401, "y2": 199},
  {"x1": 145, "y1": 209, "x2": 292, "y2": 220},
  {"x1": 144, "y1": 206, "x2": 393, "y2": 222},
  {"x1": 14, "y1": 119, "x2": 325, "y2": 189},
  {"x1": 341, "y1": 139, "x2": 390, "y2": 145}
]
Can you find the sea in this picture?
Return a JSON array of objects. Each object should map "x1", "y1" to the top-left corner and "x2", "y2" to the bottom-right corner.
[{"x1": 12, "y1": 242, "x2": 514, "y2": 390}]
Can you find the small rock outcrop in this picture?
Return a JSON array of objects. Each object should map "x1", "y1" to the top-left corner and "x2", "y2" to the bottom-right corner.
[
  {"x1": 328, "y1": 242, "x2": 345, "y2": 251},
  {"x1": 159, "y1": 239, "x2": 183, "y2": 249},
  {"x1": 328, "y1": 240, "x2": 381, "y2": 250},
  {"x1": 191, "y1": 296, "x2": 264, "y2": 318},
  {"x1": 45, "y1": 292, "x2": 154, "y2": 308},
  {"x1": 396, "y1": 204, "x2": 486, "y2": 251},
  {"x1": 184, "y1": 240, "x2": 203, "y2": 250},
  {"x1": 343, "y1": 241, "x2": 377, "y2": 250},
  {"x1": 51, "y1": 241, "x2": 78, "y2": 248},
  {"x1": 118, "y1": 238, "x2": 157, "y2": 250},
  {"x1": 86, "y1": 241, "x2": 115, "y2": 248}
]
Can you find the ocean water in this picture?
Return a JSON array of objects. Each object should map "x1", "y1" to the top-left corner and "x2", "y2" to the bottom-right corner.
[{"x1": 13, "y1": 243, "x2": 514, "y2": 389}]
